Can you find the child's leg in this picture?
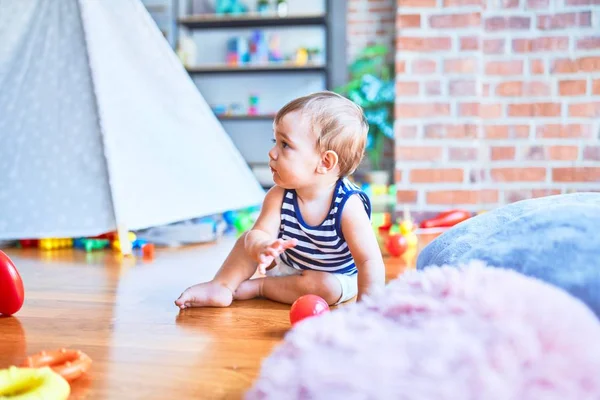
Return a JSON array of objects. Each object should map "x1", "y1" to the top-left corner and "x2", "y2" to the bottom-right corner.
[
  {"x1": 234, "y1": 270, "x2": 343, "y2": 305},
  {"x1": 175, "y1": 232, "x2": 257, "y2": 309}
]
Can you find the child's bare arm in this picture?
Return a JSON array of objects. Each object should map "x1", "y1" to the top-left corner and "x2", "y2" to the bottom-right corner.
[
  {"x1": 245, "y1": 186, "x2": 297, "y2": 273},
  {"x1": 340, "y1": 195, "x2": 386, "y2": 301}
]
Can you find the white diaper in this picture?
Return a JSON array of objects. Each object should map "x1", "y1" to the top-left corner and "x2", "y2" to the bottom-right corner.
[{"x1": 266, "y1": 259, "x2": 358, "y2": 305}]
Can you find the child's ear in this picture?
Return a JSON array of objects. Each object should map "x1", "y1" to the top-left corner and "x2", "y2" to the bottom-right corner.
[{"x1": 317, "y1": 150, "x2": 339, "y2": 174}]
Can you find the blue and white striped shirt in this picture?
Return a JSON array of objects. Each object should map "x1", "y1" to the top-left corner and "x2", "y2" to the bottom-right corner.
[{"x1": 277, "y1": 178, "x2": 371, "y2": 276}]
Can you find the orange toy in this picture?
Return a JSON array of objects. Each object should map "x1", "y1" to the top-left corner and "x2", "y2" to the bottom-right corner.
[{"x1": 22, "y1": 348, "x2": 92, "y2": 382}]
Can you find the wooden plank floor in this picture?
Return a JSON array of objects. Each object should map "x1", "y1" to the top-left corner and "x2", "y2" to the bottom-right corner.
[{"x1": 0, "y1": 234, "x2": 435, "y2": 399}]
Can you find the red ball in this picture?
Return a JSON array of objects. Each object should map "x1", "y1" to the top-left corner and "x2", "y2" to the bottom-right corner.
[
  {"x1": 385, "y1": 234, "x2": 408, "y2": 257},
  {"x1": 290, "y1": 294, "x2": 330, "y2": 326},
  {"x1": 0, "y1": 250, "x2": 25, "y2": 316}
]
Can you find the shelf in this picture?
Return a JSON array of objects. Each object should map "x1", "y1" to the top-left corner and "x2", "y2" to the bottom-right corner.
[
  {"x1": 178, "y1": 13, "x2": 327, "y2": 29},
  {"x1": 187, "y1": 63, "x2": 326, "y2": 75},
  {"x1": 217, "y1": 114, "x2": 275, "y2": 121}
]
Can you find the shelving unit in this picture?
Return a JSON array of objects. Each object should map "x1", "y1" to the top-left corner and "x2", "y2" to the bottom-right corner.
[
  {"x1": 186, "y1": 63, "x2": 326, "y2": 75},
  {"x1": 173, "y1": 1, "x2": 332, "y2": 188}
]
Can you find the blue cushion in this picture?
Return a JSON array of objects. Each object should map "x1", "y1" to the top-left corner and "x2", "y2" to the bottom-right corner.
[{"x1": 417, "y1": 193, "x2": 600, "y2": 317}]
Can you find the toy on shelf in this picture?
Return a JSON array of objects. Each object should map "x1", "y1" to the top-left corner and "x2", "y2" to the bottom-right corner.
[
  {"x1": 0, "y1": 366, "x2": 70, "y2": 400},
  {"x1": 74, "y1": 238, "x2": 110, "y2": 252},
  {"x1": 0, "y1": 250, "x2": 24, "y2": 316},
  {"x1": 18, "y1": 239, "x2": 38, "y2": 248},
  {"x1": 419, "y1": 209, "x2": 472, "y2": 229},
  {"x1": 216, "y1": 0, "x2": 248, "y2": 15},
  {"x1": 248, "y1": 93, "x2": 259, "y2": 115},
  {"x1": 22, "y1": 348, "x2": 92, "y2": 382},
  {"x1": 290, "y1": 295, "x2": 330, "y2": 326}
]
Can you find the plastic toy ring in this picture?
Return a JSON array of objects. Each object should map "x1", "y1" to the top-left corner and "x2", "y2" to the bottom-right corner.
[
  {"x1": 22, "y1": 348, "x2": 92, "y2": 382},
  {"x1": 0, "y1": 366, "x2": 70, "y2": 400}
]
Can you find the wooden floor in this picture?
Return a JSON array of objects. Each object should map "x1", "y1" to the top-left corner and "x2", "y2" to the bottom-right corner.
[{"x1": 0, "y1": 234, "x2": 434, "y2": 399}]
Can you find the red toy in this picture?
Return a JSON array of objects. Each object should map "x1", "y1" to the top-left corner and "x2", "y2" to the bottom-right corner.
[
  {"x1": 23, "y1": 348, "x2": 92, "y2": 382},
  {"x1": 0, "y1": 250, "x2": 24, "y2": 316},
  {"x1": 419, "y1": 209, "x2": 471, "y2": 229},
  {"x1": 385, "y1": 234, "x2": 408, "y2": 257},
  {"x1": 290, "y1": 295, "x2": 330, "y2": 326}
]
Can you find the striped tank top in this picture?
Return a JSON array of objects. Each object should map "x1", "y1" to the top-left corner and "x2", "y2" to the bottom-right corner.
[{"x1": 277, "y1": 178, "x2": 371, "y2": 276}]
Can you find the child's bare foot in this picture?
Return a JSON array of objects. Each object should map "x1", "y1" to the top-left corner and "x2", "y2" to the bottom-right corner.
[
  {"x1": 175, "y1": 281, "x2": 234, "y2": 309},
  {"x1": 233, "y1": 279, "x2": 262, "y2": 301}
]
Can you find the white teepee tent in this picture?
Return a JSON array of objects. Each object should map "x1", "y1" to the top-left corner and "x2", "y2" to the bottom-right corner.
[{"x1": 0, "y1": 0, "x2": 265, "y2": 253}]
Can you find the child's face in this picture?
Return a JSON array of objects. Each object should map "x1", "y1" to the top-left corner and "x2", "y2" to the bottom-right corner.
[{"x1": 269, "y1": 110, "x2": 321, "y2": 188}]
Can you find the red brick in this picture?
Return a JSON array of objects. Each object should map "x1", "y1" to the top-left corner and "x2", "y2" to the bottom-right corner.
[
  {"x1": 397, "y1": 14, "x2": 421, "y2": 28},
  {"x1": 396, "y1": 190, "x2": 418, "y2": 204},
  {"x1": 513, "y1": 37, "x2": 569, "y2": 53},
  {"x1": 491, "y1": 168, "x2": 546, "y2": 182},
  {"x1": 449, "y1": 80, "x2": 477, "y2": 96},
  {"x1": 449, "y1": 147, "x2": 479, "y2": 161},
  {"x1": 444, "y1": 58, "x2": 477, "y2": 74},
  {"x1": 396, "y1": 103, "x2": 450, "y2": 118},
  {"x1": 577, "y1": 37, "x2": 600, "y2": 50},
  {"x1": 459, "y1": 103, "x2": 503, "y2": 118},
  {"x1": 395, "y1": 169, "x2": 403, "y2": 183},
  {"x1": 569, "y1": 102, "x2": 600, "y2": 117},
  {"x1": 482, "y1": 83, "x2": 491, "y2": 96},
  {"x1": 531, "y1": 59, "x2": 545, "y2": 74},
  {"x1": 485, "y1": 60, "x2": 523, "y2": 75},
  {"x1": 532, "y1": 189, "x2": 561, "y2": 198},
  {"x1": 491, "y1": 146, "x2": 516, "y2": 160},
  {"x1": 565, "y1": 0, "x2": 600, "y2": 5},
  {"x1": 395, "y1": 124, "x2": 418, "y2": 139},
  {"x1": 443, "y1": 0, "x2": 482, "y2": 5},
  {"x1": 559, "y1": 80, "x2": 587, "y2": 96},
  {"x1": 425, "y1": 124, "x2": 479, "y2": 139},
  {"x1": 425, "y1": 81, "x2": 442, "y2": 95},
  {"x1": 552, "y1": 57, "x2": 600, "y2": 73},
  {"x1": 500, "y1": 0, "x2": 520, "y2": 7},
  {"x1": 526, "y1": 0, "x2": 549, "y2": 8},
  {"x1": 484, "y1": 39, "x2": 505, "y2": 54},
  {"x1": 398, "y1": 0, "x2": 437, "y2": 6},
  {"x1": 397, "y1": 37, "x2": 452, "y2": 52},
  {"x1": 460, "y1": 36, "x2": 479, "y2": 51},
  {"x1": 485, "y1": 16, "x2": 531, "y2": 31},
  {"x1": 485, "y1": 125, "x2": 530, "y2": 139},
  {"x1": 548, "y1": 146, "x2": 579, "y2": 161},
  {"x1": 430, "y1": 13, "x2": 481, "y2": 29},
  {"x1": 538, "y1": 12, "x2": 592, "y2": 30},
  {"x1": 553, "y1": 167, "x2": 600, "y2": 182},
  {"x1": 593, "y1": 80, "x2": 600, "y2": 95},
  {"x1": 584, "y1": 146, "x2": 600, "y2": 161},
  {"x1": 412, "y1": 59, "x2": 437, "y2": 74},
  {"x1": 523, "y1": 146, "x2": 545, "y2": 160},
  {"x1": 507, "y1": 103, "x2": 561, "y2": 117},
  {"x1": 579, "y1": 57, "x2": 600, "y2": 72},
  {"x1": 396, "y1": 81, "x2": 420, "y2": 96},
  {"x1": 427, "y1": 190, "x2": 498, "y2": 205},
  {"x1": 536, "y1": 124, "x2": 592, "y2": 138},
  {"x1": 496, "y1": 82, "x2": 523, "y2": 96},
  {"x1": 396, "y1": 60, "x2": 407, "y2": 74},
  {"x1": 396, "y1": 146, "x2": 443, "y2": 161},
  {"x1": 410, "y1": 168, "x2": 464, "y2": 183}
]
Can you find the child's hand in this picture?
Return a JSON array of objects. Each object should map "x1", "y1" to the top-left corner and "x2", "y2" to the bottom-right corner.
[{"x1": 257, "y1": 238, "x2": 297, "y2": 274}]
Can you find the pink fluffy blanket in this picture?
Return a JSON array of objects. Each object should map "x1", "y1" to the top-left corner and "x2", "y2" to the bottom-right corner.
[{"x1": 246, "y1": 263, "x2": 600, "y2": 399}]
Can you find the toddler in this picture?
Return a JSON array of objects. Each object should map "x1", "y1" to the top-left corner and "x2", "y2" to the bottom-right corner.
[{"x1": 175, "y1": 91, "x2": 385, "y2": 308}]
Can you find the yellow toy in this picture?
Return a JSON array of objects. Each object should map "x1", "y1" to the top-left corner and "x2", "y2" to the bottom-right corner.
[
  {"x1": 112, "y1": 232, "x2": 137, "y2": 251},
  {"x1": 0, "y1": 366, "x2": 70, "y2": 400},
  {"x1": 39, "y1": 238, "x2": 73, "y2": 251}
]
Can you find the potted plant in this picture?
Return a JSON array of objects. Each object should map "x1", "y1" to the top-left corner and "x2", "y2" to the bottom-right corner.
[{"x1": 335, "y1": 44, "x2": 395, "y2": 185}]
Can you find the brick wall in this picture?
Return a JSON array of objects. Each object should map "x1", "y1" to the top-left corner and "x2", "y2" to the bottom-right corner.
[
  {"x1": 394, "y1": 0, "x2": 600, "y2": 216},
  {"x1": 347, "y1": 0, "x2": 397, "y2": 63}
]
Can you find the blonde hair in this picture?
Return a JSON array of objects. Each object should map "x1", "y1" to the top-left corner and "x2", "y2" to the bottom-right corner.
[{"x1": 274, "y1": 91, "x2": 369, "y2": 177}]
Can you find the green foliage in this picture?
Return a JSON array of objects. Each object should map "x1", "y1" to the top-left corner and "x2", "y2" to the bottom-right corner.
[{"x1": 335, "y1": 44, "x2": 395, "y2": 169}]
